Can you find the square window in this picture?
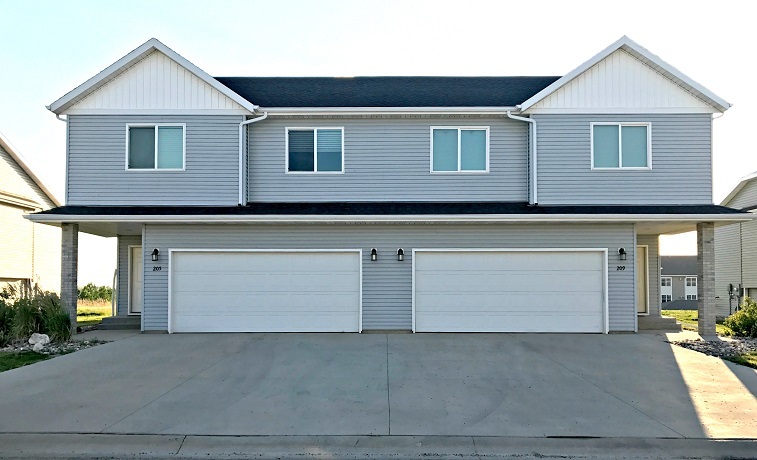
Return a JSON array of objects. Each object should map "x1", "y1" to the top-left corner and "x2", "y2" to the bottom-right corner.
[
  {"x1": 287, "y1": 128, "x2": 343, "y2": 173},
  {"x1": 661, "y1": 277, "x2": 672, "y2": 287},
  {"x1": 592, "y1": 123, "x2": 650, "y2": 169},
  {"x1": 662, "y1": 295, "x2": 672, "y2": 303},
  {"x1": 431, "y1": 127, "x2": 488, "y2": 172},
  {"x1": 127, "y1": 124, "x2": 185, "y2": 170}
]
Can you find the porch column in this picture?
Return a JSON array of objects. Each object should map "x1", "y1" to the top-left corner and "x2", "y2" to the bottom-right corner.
[
  {"x1": 61, "y1": 223, "x2": 79, "y2": 333},
  {"x1": 697, "y1": 222, "x2": 716, "y2": 336}
]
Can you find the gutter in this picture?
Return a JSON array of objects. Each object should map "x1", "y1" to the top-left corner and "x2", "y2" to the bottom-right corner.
[
  {"x1": 506, "y1": 112, "x2": 537, "y2": 205},
  {"x1": 26, "y1": 213, "x2": 754, "y2": 225},
  {"x1": 238, "y1": 110, "x2": 268, "y2": 205}
]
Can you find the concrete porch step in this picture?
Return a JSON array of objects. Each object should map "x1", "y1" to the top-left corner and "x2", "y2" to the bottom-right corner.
[
  {"x1": 638, "y1": 315, "x2": 681, "y2": 331},
  {"x1": 98, "y1": 316, "x2": 141, "y2": 330}
]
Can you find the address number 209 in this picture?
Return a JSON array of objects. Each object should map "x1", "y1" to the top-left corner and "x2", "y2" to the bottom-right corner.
[{"x1": 616, "y1": 266, "x2": 626, "y2": 271}]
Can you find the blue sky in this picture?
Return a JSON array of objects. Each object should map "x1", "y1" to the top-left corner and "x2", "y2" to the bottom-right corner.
[{"x1": 0, "y1": 0, "x2": 753, "y2": 284}]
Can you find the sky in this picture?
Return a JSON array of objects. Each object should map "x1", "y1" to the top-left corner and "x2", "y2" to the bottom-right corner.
[{"x1": 1, "y1": 0, "x2": 753, "y2": 285}]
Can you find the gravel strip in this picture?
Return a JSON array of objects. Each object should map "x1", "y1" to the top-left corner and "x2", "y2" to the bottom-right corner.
[
  {"x1": 670, "y1": 337, "x2": 757, "y2": 358},
  {"x1": 1, "y1": 338, "x2": 109, "y2": 355}
]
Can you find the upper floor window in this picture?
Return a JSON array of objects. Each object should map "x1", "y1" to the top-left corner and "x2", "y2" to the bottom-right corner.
[
  {"x1": 431, "y1": 127, "x2": 489, "y2": 173},
  {"x1": 686, "y1": 276, "x2": 697, "y2": 287},
  {"x1": 287, "y1": 128, "x2": 344, "y2": 173},
  {"x1": 127, "y1": 124, "x2": 185, "y2": 170},
  {"x1": 661, "y1": 277, "x2": 672, "y2": 287},
  {"x1": 591, "y1": 123, "x2": 650, "y2": 170}
]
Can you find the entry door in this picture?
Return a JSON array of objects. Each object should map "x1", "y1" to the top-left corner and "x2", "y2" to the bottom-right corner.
[
  {"x1": 129, "y1": 246, "x2": 143, "y2": 314},
  {"x1": 636, "y1": 246, "x2": 649, "y2": 314}
]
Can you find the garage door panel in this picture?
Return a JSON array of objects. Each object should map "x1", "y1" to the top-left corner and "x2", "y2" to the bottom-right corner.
[
  {"x1": 415, "y1": 292, "x2": 604, "y2": 311},
  {"x1": 414, "y1": 250, "x2": 605, "y2": 333},
  {"x1": 170, "y1": 251, "x2": 360, "y2": 333},
  {"x1": 414, "y1": 251, "x2": 602, "y2": 272},
  {"x1": 173, "y1": 272, "x2": 356, "y2": 293},
  {"x1": 415, "y1": 271, "x2": 603, "y2": 293}
]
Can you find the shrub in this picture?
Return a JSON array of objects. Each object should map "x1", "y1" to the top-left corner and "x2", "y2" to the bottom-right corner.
[
  {"x1": 40, "y1": 296, "x2": 71, "y2": 343},
  {"x1": 724, "y1": 297, "x2": 757, "y2": 338},
  {"x1": 11, "y1": 297, "x2": 41, "y2": 339},
  {"x1": 0, "y1": 299, "x2": 13, "y2": 346},
  {"x1": 78, "y1": 283, "x2": 112, "y2": 302}
]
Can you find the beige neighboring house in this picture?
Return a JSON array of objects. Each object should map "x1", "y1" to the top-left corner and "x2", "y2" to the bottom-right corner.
[
  {"x1": 715, "y1": 171, "x2": 757, "y2": 317},
  {"x1": 0, "y1": 131, "x2": 61, "y2": 293}
]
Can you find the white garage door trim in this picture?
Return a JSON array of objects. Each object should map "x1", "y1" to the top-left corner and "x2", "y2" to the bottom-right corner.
[
  {"x1": 168, "y1": 249, "x2": 363, "y2": 333},
  {"x1": 412, "y1": 248, "x2": 609, "y2": 334}
]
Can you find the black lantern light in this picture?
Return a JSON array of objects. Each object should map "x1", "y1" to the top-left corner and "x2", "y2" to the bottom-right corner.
[
  {"x1": 618, "y1": 247, "x2": 627, "y2": 261},
  {"x1": 397, "y1": 248, "x2": 404, "y2": 261},
  {"x1": 151, "y1": 248, "x2": 160, "y2": 262},
  {"x1": 370, "y1": 248, "x2": 378, "y2": 261}
]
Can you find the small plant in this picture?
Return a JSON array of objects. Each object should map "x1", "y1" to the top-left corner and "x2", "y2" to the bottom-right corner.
[
  {"x1": 723, "y1": 297, "x2": 757, "y2": 338},
  {"x1": 0, "y1": 299, "x2": 13, "y2": 346}
]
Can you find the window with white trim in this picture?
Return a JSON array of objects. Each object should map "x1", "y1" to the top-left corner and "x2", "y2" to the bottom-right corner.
[
  {"x1": 127, "y1": 124, "x2": 185, "y2": 170},
  {"x1": 287, "y1": 128, "x2": 343, "y2": 173},
  {"x1": 662, "y1": 294, "x2": 672, "y2": 303},
  {"x1": 591, "y1": 123, "x2": 650, "y2": 169},
  {"x1": 685, "y1": 276, "x2": 698, "y2": 300},
  {"x1": 431, "y1": 127, "x2": 488, "y2": 172},
  {"x1": 661, "y1": 277, "x2": 671, "y2": 287}
]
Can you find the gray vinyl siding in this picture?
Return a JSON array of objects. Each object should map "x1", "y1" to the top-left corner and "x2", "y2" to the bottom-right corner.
[
  {"x1": 637, "y1": 234, "x2": 659, "y2": 316},
  {"x1": 247, "y1": 117, "x2": 527, "y2": 202},
  {"x1": 715, "y1": 223, "x2": 741, "y2": 316},
  {"x1": 727, "y1": 180, "x2": 757, "y2": 209},
  {"x1": 534, "y1": 114, "x2": 712, "y2": 205},
  {"x1": 142, "y1": 223, "x2": 635, "y2": 332},
  {"x1": 67, "y1": 115, "x2": 242, "y2": 205},
  {"x1": 741, "y1": 218, "x2": 757, "y2": 290},
  {"x1": 116, "y1": 235, "x2": 141, "y2": 316}
]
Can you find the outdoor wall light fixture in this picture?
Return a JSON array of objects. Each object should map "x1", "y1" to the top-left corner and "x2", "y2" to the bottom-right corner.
[
  {"x1": 618, "y1": 247, "x2": 627, "y2": 261},
  {"x1": 370, "y1": 248, "x2": 378, "y2": 261},
  {"x1": 397, "y1": 248, "x2": 404, "y2": 261},
  {"x1": 151, "y1": 248, "x2": 160, "y2": 262}
]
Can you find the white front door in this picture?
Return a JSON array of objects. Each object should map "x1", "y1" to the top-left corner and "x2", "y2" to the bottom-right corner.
[
  {"x1": 636, "y1": 246, "x2": 649, "y2": 314},
  {"x1": 169, "y1": 250, "x2": 362, "y2": 333},
  {"x1": 413, "y1": 250, "x2": 606, "y2": 333},
  {"x1": 129, "y1": 246, "x2": 143, "y2": 314}
]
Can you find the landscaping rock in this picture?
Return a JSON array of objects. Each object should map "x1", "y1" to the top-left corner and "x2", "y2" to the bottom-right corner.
[
  {"x1": 2, "y1": 338, "x2": 109, "y2": 355},
  {"x1": 670, "y1": 337, "x2": 757, "y2": 358},
  {"x1": 28, "y1": 333, "x2": 50, "y2": 346},
  {"x1": 32, "y1": 342, "x2": 44, "y2": 352}
]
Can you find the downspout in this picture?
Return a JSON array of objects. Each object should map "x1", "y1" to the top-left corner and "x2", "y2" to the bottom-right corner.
[
  {"x1": 238, "y1": 109, "x2": 268, "y2": 205},
  {"x1": 506, "y1": 111, "x2": 537, "y2": 205}
]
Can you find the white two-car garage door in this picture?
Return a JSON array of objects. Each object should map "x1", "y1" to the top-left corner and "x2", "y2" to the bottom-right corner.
[
  {"x1": 169, "y1": 250, "x2": 361, "y2": 333},
  {"x1": 413, "y1": 250, "x2": 607, "y2": 333}
]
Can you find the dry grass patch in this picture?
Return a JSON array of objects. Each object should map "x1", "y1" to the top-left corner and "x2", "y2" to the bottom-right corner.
[{"x1": 77, "y1": 300, "x2": 112, "y2": 326}]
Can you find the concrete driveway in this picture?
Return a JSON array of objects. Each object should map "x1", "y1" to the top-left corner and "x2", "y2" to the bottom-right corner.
[{"x1": 0, "y1": 332, "x2": 755, "y2": 438}]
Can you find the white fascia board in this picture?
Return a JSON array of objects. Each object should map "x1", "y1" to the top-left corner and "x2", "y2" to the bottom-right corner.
[
  {"x1": 264, "y1": 106, "x2": 519, "y2": 116},
  {"x1": 519, "y1": 36, "x2": 731, "y2": 113},
  {"x1": 64, "y1": 108, "x2": 253, "y2": 115},
  {"x1": 720, "y1": 171, "x2": 757, "y2": 206},
  {"x1": 26, "y1": 213, "x2": 754, "y2": 225},
  {"x1": 0, "y1": 131, "x2": 61, "y2": 207},
  {"x1": 48, "y1": 38, "x2": 257, "y2": 114}
]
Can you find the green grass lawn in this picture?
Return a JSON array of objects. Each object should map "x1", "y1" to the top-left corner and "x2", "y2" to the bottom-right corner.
[
  {"x1": 0, "y1": 352, "x2": 50, "y2": 372},
  {"x1": 725, "y1": 352, "x2": 757, "y2": 369},
  {"x1": 661, "y1": 309, "x2": 731, "y2": 336},
  {"x1": 76, "y1": 301, "x2": 112, "y2": 327}
]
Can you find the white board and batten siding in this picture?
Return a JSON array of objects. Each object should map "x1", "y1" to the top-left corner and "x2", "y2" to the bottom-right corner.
[
  {"x1": 68, "y1": 51, "x2": 248, "y2": 113},
  {"x1": 527, "y1": 49, "x2": 714, "y2": 114},
  {"x1": 142, "y1": 223, "x2": 636, "y2": 333},
  {"x1": 168, "y1": 250, "x2": 362, "y2": 333},
  {"x1": 412, "y1": 249, "x2": 608, "y2": 333}
]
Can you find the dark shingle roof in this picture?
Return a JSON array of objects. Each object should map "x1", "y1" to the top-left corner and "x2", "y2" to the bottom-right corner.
[
  {"x1": 35, "y1": 203, "x2": 747, "y2": 217},
  {"x1": 661, "y1": 256, "x2": 698, "y2": 276},
  {"x1": 214, "y1": 77, "x2": 561, "y2": 108}
]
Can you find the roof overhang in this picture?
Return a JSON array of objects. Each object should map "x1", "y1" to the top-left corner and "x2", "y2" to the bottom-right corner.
[
  {"x1": 0, "y1": 131, "x2": 61, "y2": 207},
  {"x1": 518, "y1": 36, "x2": 731, "y2": 113},
  {"x1": 47, "y1": 38, "x2": 258, "y2": 115},
  {"x1": 261, "y1": 107, "x2": 520, "y2": 116},
  {"x1": 27, "y1": 212, "x2": 753, "y2": 238}
]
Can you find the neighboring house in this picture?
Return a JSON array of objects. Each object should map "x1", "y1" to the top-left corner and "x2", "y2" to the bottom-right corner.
[
  {"x1": 30, "y1": 36, "x2": 751, "y2": 334},
  {"x1": 659, "y1": 256, "x2": 698, "y2": 310},
  {"x1": 715, "y1": 171, "x2": 757, "y2": 316},
  {"x1": 0, "y1": 132, "x2": 61, "y2": 293}
]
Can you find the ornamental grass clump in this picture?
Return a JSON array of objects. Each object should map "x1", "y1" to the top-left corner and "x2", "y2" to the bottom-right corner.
[
  {"x1": 0, "y1": 299, "x2": 13, "y2": 346},
  {"x1": 724, "y1": 297, "x2": 757, "y2": 338}
]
